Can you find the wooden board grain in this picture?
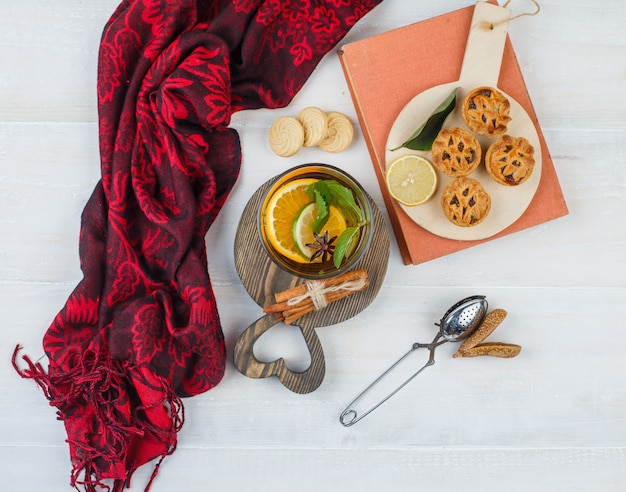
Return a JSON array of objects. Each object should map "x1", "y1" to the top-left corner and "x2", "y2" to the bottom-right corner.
[
  {"x1": 232, "y1": 176, "x2": 390, "y2": 393},
  {"x1": 385, "y1": 2, "x2": 542, "y2": 240},
  {"x1": 233, "y1": 177, "x2": 390, "y2": 326}
]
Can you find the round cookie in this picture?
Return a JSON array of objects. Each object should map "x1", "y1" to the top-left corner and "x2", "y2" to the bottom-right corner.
[
  {"x1": 431, "y1": 127, "x2": 482, "y2": 177},
  {"x1": 462, "y1": 86, "x2": 511, "y2": 137},
  {"x1": 441, "y1": 177, "x2": 491, "y2": 227},
  {"x1": 318, "y1": 112, "x2": 354, "y2": 153},
  {"x1": 297, "y1": 107, "x2": 328, "y2": 147},
  {"x1": 485, "y1": 135, "x2": 535, "y2": 186},
  {"x1": 268, "y1": 116, "x2": 304, "y2": 157}
]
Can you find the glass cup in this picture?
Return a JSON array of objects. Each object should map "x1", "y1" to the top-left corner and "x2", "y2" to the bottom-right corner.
[{"x1": 258, "y1": 163, "x2": 373, "y2": 280}]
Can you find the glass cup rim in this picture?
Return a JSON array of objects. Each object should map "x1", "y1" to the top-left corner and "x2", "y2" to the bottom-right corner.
[{"x1": 257, "y1": 163, "x2": 373, "y2": 280}]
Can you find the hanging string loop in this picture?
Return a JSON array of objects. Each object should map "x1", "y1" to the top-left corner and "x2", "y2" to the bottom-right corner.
[
  {"x1": 483, "y1": 0, "x2": 540, "y2": 31},
  {"x1": 503, "y1": 0, "x2": 541, "y2": 22}
]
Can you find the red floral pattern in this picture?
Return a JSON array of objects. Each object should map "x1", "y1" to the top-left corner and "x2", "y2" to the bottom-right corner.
[{"x1": 15, "y1": 0, "x2": 382, "y2": 490}]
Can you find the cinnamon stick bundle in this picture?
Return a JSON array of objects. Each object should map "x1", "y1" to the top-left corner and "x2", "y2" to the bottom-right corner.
[{"x1": 264, "y1": 269, "x2": 369, "y2": 324}]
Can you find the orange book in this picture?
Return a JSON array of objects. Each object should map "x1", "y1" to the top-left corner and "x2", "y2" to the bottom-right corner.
[{"x1": 338, "y1": 2, "x2": 568, "y2": 265}]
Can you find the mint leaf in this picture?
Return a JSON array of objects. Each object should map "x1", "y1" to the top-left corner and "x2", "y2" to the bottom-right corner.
[
  {"x1": 391, "y1": 87, "x2": 458, "y2": 151},
  {"x1": 326, "y1": 180, "x2": 363, "y2": 225},
  {"x1": 312, "y1": 189, "x2": 328, "y2": 233},
  {"x1": 306, "y1": 180, "x2": 332, "y2": 204},
  {"x1": 306, "y1": 181, "x2": 332, "y2": 233},
  {"x1": 333, "y1": 226, "x2": 360, "y2": 268}
]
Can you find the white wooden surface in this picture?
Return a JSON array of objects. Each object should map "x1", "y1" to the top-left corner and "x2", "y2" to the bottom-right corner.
[{"x1": 1, "y1": 1, "x2": 625, "y2": 490}]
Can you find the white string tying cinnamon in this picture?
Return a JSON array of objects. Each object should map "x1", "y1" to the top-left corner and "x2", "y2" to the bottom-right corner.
[
  {"x1": 287, "y1": 277, "x2": 369, "y2": 311},
  {"x1": 263, "y1": 269, "x2": 370, "y2": 324}
]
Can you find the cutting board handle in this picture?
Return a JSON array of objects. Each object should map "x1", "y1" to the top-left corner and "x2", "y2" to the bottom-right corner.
[
  {"x1": 459, "y1": 1, "x2": 511, "y2": 88},
  {"x1": 233, "y1": 314, "x2": 326, "y2": 394}
]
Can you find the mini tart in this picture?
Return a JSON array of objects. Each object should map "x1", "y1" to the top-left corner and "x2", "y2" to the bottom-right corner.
[
  {"x1": 431, "y1": 127, "x2": 482, "y2": 177},
  {"x1": 485, "y1": 135, "x2": 535, "y2": 186},
  {"x1": 462, "y1": 86, "x2": 511, "y2": 137},
  {"x1": 441, "y1": 177, "x2": 491, "y2": 227}
]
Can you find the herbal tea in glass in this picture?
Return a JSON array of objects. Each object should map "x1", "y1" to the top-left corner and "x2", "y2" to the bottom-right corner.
[{"x1": 258, "y1": 164, "x2": 373, "y2": 279}]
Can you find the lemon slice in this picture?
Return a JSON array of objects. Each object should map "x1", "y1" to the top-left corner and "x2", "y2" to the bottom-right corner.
[
  {"x1": 292, "y1": 203, "x2": 347, "y2": 261},
  {"x1": 385, "y1": 155, "x2": 438, "y2": 206},
  {"x1": 264, "y1": 178, "x2": 318, "y2": 263}
]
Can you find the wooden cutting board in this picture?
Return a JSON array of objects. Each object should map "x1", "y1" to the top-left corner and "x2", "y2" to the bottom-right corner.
[
  {"x1": 385, "y1": 1, "x2": 542, "y2": 240},
  {"x1": 233, "y1": 174, "x2": 390, "y2": 393}
]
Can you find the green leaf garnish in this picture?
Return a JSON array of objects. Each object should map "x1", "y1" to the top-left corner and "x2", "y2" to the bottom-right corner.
[
  {"x1": 306, "y1": 179, "x2": 332, "y2": 204},
  {"x1": 325, "y1": 180, "x2": 363, "y2": 225},
  {"x1": 333, "y1": 226, "x2": 360, "y2": 268},
  {"x1": 312, "y1": 189, "x2": 328, "y2": 234},
  {"x1": 305, "y1": 179, "x2": 368, "y2": 267},
  {"x1": 306, "y1": 180, "x2": 330, "y2": 233},
  {"x1": 391, "y1": 87, "x2": 458, "y2": 151},
  {"x1": 306, "y1": 179, "x2": 364, "y2": 228}
]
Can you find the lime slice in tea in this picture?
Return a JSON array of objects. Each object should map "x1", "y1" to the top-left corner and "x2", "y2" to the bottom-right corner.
[{"x1": 292, "y1": 203, "x2": 347, "y2": 261}]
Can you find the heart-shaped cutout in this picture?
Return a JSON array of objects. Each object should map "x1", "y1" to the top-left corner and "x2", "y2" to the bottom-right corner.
[
  {"x1": 253, "y1": 322, "x2": 312, "y2": 373},
  {"x1": 233, "y1": 314, "x2": 326, "y2": 393}
]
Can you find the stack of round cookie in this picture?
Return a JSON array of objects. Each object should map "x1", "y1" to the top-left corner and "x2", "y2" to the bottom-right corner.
[{"x1": 268, "y1": 107, "x2": 354, "y2": 157}]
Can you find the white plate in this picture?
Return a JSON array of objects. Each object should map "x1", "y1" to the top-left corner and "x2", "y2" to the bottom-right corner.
[{"x1": 385, "y1": 82, "x2": 542, "y2": 241}]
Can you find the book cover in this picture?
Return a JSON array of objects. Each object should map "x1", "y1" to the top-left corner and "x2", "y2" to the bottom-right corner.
[{"x1": 339, "y1": 2, "x2": 568, "y2": 265}]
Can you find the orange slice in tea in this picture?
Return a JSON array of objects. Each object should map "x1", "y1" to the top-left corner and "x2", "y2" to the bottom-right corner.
[
  {"x1": 292, "y1": 202, "x2": 347, "y2": 261},
  {"x1": 264, "y1": 177, "x2": 318, "y2": 263}
]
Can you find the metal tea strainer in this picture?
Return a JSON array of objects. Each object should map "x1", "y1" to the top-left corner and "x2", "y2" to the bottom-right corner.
[{"x1": 339, "y1": 295, "x2": 488, "y2": 426}]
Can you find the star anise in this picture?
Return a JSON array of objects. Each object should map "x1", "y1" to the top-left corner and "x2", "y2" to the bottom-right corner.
[{"x1": 306, "y1": 230, "x2": 337, "y2": 264}]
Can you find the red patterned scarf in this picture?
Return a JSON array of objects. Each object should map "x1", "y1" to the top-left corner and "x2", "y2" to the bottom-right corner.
[{"x1": 13, "y1": 0, "x2": 381, "y2": 490}]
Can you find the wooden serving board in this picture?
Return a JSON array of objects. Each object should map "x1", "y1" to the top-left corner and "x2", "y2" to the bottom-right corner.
[
  {"x1": 385, "y1": 2, "x2": 542, "y2": 240},
  {"x1": 233, "y1": 175, "x2": 390, "y2": 394}
]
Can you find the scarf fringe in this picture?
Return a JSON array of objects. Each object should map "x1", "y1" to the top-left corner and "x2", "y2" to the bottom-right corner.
[{"x1": 13, "y1": 345, "x2": 184, "y2": 492}]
